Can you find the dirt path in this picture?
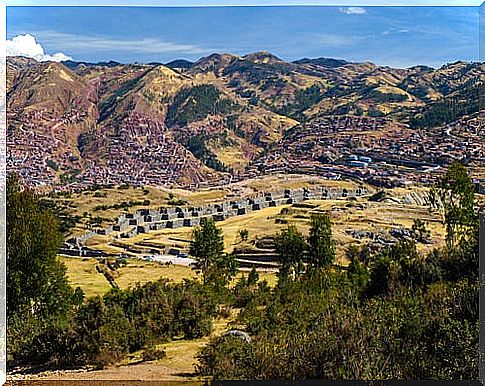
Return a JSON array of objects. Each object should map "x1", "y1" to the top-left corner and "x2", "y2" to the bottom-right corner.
[
  {"x1": 8, "y1": 312, "x2": 236, "y2": 382},
  {"x1": 22, "y1": 339, "x2": 209, "y2": 382}
]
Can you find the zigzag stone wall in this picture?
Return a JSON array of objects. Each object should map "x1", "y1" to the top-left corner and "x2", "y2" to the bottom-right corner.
[{"x1": 68, "y1": 186, "x2": 369, "y2": 248}]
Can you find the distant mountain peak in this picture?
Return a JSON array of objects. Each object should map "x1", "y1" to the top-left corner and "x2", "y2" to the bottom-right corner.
[
  {"x1": 62, "y1": 59, "x2": 122, "y2": 69},
  {"x1": 189, "y1": 52, "x2": 240, "y2": 75},
  {"x1": 165, "y1": 59, "x2": 194, "y2": 70},
  {"x1": 243, "y1": 51, "x2": 283, "y2": 64},
  {"x1": 293, "y1": 57, "x2": 349, "y2": 68}
]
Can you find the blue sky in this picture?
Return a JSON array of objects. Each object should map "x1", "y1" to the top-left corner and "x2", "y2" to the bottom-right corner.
[{"x1": 6, "y1": 5, "x2": 480, "y2": 68}]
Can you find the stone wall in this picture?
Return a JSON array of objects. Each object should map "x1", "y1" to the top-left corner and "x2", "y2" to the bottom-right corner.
[{"x1": 69, "y1": 186, "x2": 369, "y2": 248}]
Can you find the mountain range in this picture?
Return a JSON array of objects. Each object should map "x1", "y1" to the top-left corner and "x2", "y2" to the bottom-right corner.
[{"x1": 7, "y1": 52, "x2": 484, "y2": 189}]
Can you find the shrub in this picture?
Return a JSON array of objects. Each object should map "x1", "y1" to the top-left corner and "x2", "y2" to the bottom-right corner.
[
  {"x1": 142, "y1": 347, "x2": 167, "y2": 362},
  {"x1": 196, "y1": 335, "x2": 255, "y2": 379}
]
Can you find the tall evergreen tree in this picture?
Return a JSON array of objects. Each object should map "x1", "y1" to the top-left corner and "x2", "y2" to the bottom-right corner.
[
  {"x1": 430, "y1": 162, "x2": 477, "y2": 250},
  {"x1": 307, "y1": 213, "x2": 335, "y2": 271},
  {"x1": 189, "y1": 218, "x2": 236, "y2": 286},
  {"x1": 274, "y1": 225, "x2": 307, "y2": 282},
  {"x1": 7, "y1": 175, "x2": 77, "y2": 366}
]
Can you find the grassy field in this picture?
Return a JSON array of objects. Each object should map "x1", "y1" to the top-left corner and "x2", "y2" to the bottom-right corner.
[
  {"x1": 61, "y1": 257, "x2": 196, "y2": 297},
  {"x1": 62, "y1": 256, "x2": 278, "y2": 299},
  {"x1": 62, "y1": 257, "x2": 112, "y2": 298},
  {"x1": 115, "y1": 261, "x2": 197, "y2": 289}
]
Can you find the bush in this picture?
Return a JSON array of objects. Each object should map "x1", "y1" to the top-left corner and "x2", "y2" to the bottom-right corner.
[
  {"x1": 93, "y1": 348, "x2": 123, "y2": 370},
  {"x1": 142, "y1": 347, "x2": 167, "y2": 362},
  {"x1": 196, "y1": 335, "x2": 255, "y2": 379}
]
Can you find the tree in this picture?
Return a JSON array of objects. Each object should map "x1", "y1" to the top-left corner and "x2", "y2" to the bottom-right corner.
[
  {"x1": 7, "y1": 175, "x2": 74, "y2": 318},
  {"x1": 7, "y1": 175, "x2": 78, "y2": 366},
  {"x1": 274, "y1": 225, "x2": 307, "y2": 282},
  {"x1": 411, "y1": 219, "x2": 431, "y2": 243},
  {"x1": 189, "y1": 218, "x2": 236, "y2": 286},
  {"x1": 307, "y1": 213, "x2": 335, "y2": 271},
  {"x1": 210, "y1": 251, "x2": 238, "y2": 288},
  {"x1": 247, "y1": 267, "x2": 259, "y2": 286},
  {"x1": 239, "y1": 228, "x2": 249, "y2": 242},
  {"x1": 430, "y1": 162, "x2": 477, "y2": 250},
  {"x1": 346, "y1": 246, "x2": 369, "y2": 294}
]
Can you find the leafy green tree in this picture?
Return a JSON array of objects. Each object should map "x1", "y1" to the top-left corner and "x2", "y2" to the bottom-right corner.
[
  {"x1": 239, "y1": 228, "x2": 249, "y2": 242},
  {"x1": 190, "y1": 218, "x2": 224, "y2": 284},
  {"x1": 210, "y1": 251, "x2": 238, "y2": 288},
  {"x1": 307, "y1": 213, "x2": 335, "y2": 271},
  {"x1": 7, "y1": 175, "x2": 74, "y2": 318},
  {"x1": 430, "y1": 162, "x2": 477, "y2": 250},
  {"x1": 411, "y1": 219, "x2": 431, "y2": 243},
  {"x1": 7, "y1": 175, "x2": 79, "y2": 367},
  {"x1": 196, "y1": 335, "x2": 255, "y2": 379},
  {"x1": 274, "y1": 225, "x2": 307, "y2": 282},
  {"x1": 189, "y1": 218, "x2": 237, "y2": 286},
  {"x1": 367, "y1": 255, "x2": 394, "y2": 297},
  {"x1": 346, "y1": 246, "x2": 369, "y2": 294},
  {"x1": 366, "y1": 239, "x2": 423, "y2": 297}
]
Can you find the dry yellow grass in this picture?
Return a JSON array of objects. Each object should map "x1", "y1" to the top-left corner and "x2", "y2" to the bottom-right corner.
[
  {"x1": 240, "y1": 174, "x2": 360, "y2": 192},
  {"x1": 62, "y1": 258, "x2": 198, "y2": 298},
  {"x1": 115, "y1": 261, "x2": 197, "y2": 290},
  {"x1": 213, "y1": 145, "x2": 247, "y2": 169},
  {"x1": 167, "y1": 188, "x2": 227, "y2": 206},
  {"x1": 64, "y1": 186, "x2": 169, "y2": 219},
  {"x1": 61, "y1": 257, "x2": 112, "y2": 298},
  {"x1": 63, "y1": 255, "x2": 278, "y2": 299}
]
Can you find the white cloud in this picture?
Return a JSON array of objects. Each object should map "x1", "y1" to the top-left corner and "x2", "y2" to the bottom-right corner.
[
  {"x1": 339, "y1": 7, "x2": 367, "y2": 15},
  {"x1": 36, "y1": 31, "x2": 211, "y2": 55},
  {"x1": 310, "y1": 33, "x2": 361, "y2": 47},
  {"x1": 382, "y1": 28, "x2": 411, "y2": 36},
  {"x1": 6, "y1": 34, "x2": 72, "y2": 62}
]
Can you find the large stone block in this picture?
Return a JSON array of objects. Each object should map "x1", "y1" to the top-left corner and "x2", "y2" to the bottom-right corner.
[
  {"x1": 213, "y1": 214, "x2": 225, "y2": 222},
  {"x1": 172, "y1": 219, "x2": 184, "y2": 228}
]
